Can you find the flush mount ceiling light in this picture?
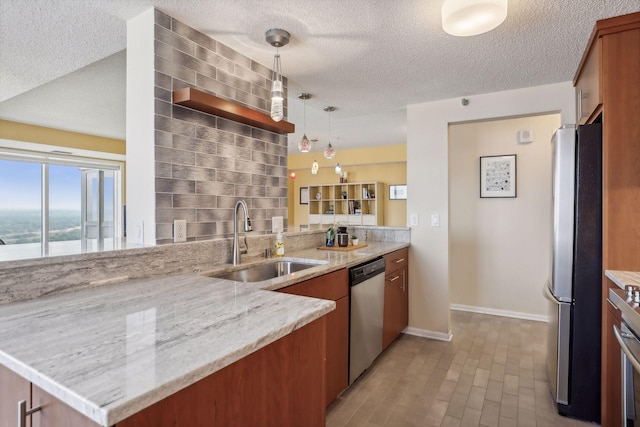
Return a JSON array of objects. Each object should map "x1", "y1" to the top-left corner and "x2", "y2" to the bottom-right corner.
[
  {"x1": 442, "y1": 0, "x2": 508, "y2": 37},
  {"x1": 323, "y1": 106, "x2": 337, "y2": 159},
  {"x1": 266, "y1": 28, "x2": 290, "y2": 122},
  {"x1": 298, "y1": 93, "x2": 312, "y2": 152},
  {"x1": 311, "y1": 160, "x2": 319, "y2": 175}
]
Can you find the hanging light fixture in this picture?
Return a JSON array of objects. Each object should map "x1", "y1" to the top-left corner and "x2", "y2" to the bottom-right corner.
[
  {"x1": 311, "y1": 160, "x2": 319, "y2": 175},
  {"x1": 335, "y1": 163, "x2": 342, "y2": 175},
  {"x1": 442, "y1": 0, "x2": 508, "y2": 37},
  {"x1": 323, "y1": 106, "x2": 337, "y2": 159},
  {"x1": 289, "y1": 171, "x2": 296, "y2": 180},
  {"x1": 298, "y1": 93, "x2": 312, "y2": 152},
  {"x1": 265, "y1": 29, "x2": 290, "y2": 122}
]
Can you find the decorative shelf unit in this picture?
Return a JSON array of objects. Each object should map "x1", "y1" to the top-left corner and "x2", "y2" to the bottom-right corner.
[
  {"x1": 172, "y1": 88, "x2": 295, "y2": 134},
  {"x1": 307, "y1": 182, "x2": 384, "y2": 226}
]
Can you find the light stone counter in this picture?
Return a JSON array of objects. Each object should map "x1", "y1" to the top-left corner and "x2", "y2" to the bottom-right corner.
[
  {"x1": 605, "y1": 270, "x2": 640, "y2": 289},
  {"x1": 0, "y1": 241, "x2": 408, "y2": 426}
]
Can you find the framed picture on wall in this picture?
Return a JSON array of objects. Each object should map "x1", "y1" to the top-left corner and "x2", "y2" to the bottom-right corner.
[
  {"x1": 480, "y1": 155, "x2": 517, "y2": 198},
  {"x1": 300, "y1": 187, "x2": 309, "y2": 205},
  {"x1": 389, "y1": 184, "x2": 407, "y2": 200}
]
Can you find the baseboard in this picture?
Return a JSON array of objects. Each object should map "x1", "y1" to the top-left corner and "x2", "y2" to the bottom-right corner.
[
  {"x1": 450, "y1": 303, "x2": 548, "y2": 323},
  {"x1": 403, "y1": 327, "x2": 453, "y2": 342}
]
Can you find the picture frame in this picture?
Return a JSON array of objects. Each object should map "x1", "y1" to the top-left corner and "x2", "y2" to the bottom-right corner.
[
  {"x1": 389, "y1": 184, "x2": 407, "y2": 200},
  {"x1": 480, "y1": 155, "x2": 517, "y2": 198},
  {"x1": 300, "y1": 187, "x2": 309, "y2": 205}
]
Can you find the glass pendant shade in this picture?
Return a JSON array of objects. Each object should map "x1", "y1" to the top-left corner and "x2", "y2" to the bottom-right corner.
[
  {"x1": 324, "y1": 142, "x2": 336, "y2": 159},
  {"x1": 270, "y1": 51, "x2": 284, "y2": 122},
  {"x1": 442, "y1": 0, "x2": 507, "y2": 36},
  {"x1": 298, "y1": 134, "x2": 311, "y2": 152},
  {"x1": 335, "y1": 163, "x2": 342, "y2": 175},
  {"x1": 311, "y1": 160, "x2": 319, "y2": 175},
  {"x1": 266, "y1": 29, "x2": 290, "y2": 123},
  {"x1": 298, "y1": 93, "x2": 312, "y2": 152}
]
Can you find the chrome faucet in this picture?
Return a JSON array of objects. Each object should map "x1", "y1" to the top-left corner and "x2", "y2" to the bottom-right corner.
[{"x1": 233, "y1": 199, "x2": 252, "y2": 265}]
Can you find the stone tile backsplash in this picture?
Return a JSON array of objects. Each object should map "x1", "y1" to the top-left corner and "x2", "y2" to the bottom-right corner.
[{"x1": 153, "y1": 9, "x2": 288, "y2": 244}]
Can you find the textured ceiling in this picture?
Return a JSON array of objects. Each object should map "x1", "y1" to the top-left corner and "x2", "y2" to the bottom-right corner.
[{"x1": 1, "y1": 0, "x2": 638, "y2": 149}]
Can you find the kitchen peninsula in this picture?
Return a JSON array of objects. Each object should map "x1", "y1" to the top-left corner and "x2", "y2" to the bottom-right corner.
[{"x1": 0, "y1": 228, "x2": 410, "y2": 426}]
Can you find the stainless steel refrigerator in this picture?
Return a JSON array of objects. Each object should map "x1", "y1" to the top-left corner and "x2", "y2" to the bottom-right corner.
[{"x1": 544, "y1": 123, "x2": 602, "y2": 423}]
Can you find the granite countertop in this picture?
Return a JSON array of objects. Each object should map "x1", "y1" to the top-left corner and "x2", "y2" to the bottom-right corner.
[
  {"x1": 605, "y1": 270, "x2": 640, "y2": 289},
  {"x1": 0, "y1": 241, "x2": 408, "y2": 426}
]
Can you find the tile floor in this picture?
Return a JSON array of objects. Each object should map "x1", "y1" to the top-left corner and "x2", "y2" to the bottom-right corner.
[{"x1": 326, "y1": 310, "x2": 597, "y2": 427}]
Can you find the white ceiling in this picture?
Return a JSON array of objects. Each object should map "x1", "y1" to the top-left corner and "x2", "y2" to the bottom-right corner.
[{"x1": 1, "y1": 1, "x2": 638, "y2": 151}]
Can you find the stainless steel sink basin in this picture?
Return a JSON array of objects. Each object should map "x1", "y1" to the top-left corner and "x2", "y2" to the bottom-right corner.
[{"x1": 205, "y1": 260, "x2": 322, "y2": 282}]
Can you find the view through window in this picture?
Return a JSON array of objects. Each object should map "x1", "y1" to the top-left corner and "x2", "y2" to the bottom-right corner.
[{"x1": 0, "y1": 150, "x2": 123, "y2": 261}]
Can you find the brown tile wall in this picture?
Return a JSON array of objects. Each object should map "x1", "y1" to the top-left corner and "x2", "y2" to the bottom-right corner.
[{"x1": 153, "y1": 9, "x2": 289, "y2": 244}]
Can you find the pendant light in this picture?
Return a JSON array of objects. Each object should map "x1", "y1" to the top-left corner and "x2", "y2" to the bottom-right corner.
[
  {"x1": 335, "y1": 163, "x2": 342, "y2": 175},
  {"x1": 298, "y1": 93, "x2": 311, "y2": 152},
  {"x1": 311, "y1": 160, "x2": 319, "y2": 175},
  {"x1": 323, "y1": 106, "x2": 337, "y2": 159},
  {"x1": 442, "y1": 0, "x2": 508, "y2": 37},
  {"x1": 265, "y1": 29, "x2": 290, "y2": 122}
]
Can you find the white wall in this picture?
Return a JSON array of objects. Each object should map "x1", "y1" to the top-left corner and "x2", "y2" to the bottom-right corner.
[
  {"x1": 448, "y1": 114, "x2": 561, "y2": 321},
  {"x1": 406, "y1": 82, "x2": 575, "y2": 339},
  {"x1": 126, "y1": 8, "x2": 156, "y2": 245}
]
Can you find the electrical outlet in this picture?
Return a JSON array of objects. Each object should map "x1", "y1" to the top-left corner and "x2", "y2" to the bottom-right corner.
[
  {"x1": 431, "y1": 213, "x2": 440, "y2": 227},
  {"x1": 174, "y1": 220, "x2": 187, "y2": 243},
  {"x1": 410, "y1": 214, "x2": 419, "y2": 227}
]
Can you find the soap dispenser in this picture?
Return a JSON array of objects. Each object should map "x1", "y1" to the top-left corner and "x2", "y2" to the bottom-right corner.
[{"x1": 274, "y1": 231, "x2": 285, "y2": 257}]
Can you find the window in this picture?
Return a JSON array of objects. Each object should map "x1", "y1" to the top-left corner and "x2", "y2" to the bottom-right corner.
[{"x1": 0, "y1": 149, "x2": 123, "y2": 261}]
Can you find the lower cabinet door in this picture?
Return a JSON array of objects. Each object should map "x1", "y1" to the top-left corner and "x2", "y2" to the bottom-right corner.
[
  {"x1": 0, "y1": 364, "x2": 31, "y2": 427},
  {"x1": 31, "y1": 384, "x2": 100, "y2": 427},
  {"x1": 383, "y1": 268, "x2": 409, "y2": 351},
  {"x1": 326, "y1": 295, "x2": 349, "y2": 405}
]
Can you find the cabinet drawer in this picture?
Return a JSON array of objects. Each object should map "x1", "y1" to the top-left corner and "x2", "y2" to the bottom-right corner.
[
  {"x1": 384, "y1": 248, "x2": 408, "y2": 274},
  {"x1": 575, "y1": 37, "x2": 602, "y2": 124},
  {"x1": 279, "y1": 269, "x2": 348, "y2": 301}
]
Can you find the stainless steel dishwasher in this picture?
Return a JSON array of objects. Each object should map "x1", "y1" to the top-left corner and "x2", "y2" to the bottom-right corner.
[{"x1": 349, "y1": 257, "x2": 386, "y2": 385}]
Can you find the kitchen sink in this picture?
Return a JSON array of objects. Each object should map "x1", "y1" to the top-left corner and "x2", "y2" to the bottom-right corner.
[{"x1": 204, "y1": 259, "x2": 325, "y2": 282}]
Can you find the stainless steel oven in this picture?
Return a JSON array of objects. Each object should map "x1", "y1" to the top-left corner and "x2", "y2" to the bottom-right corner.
[{"x1": 614, "y1": 322, "x2": 640, "y2": 426}]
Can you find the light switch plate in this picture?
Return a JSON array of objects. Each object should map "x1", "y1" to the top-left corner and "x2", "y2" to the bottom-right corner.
[
  {"x1": 272, "y1": 216, "x2": 284, "y2": 233},
  {"x1": 410, "y1": 214, "x2": 419, "y2": 227},
  {"x1": 174, "y1": 220, "x2": 187, "y2": 242},
  {"x1": 431, "y1": 214, "x2": 440, "y2": 227}
]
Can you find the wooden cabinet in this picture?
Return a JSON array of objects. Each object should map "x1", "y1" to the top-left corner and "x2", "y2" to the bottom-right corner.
[
  {"x1": 574, "y1": 11, "x2": 640, "y2": 427},
  {"x1": 383, "y1": 248, "x2": 409, "y2": 350},
  {"x1": 117, "y1": 316, "x2": 326, "y2": 427},
  {"x1": 0, "y1": 364, "x2": 31, "y2": 427},
  {"x1": 279, "y1": 269, "x2": 349, "y2": 407},
  {"x1": 603, "y1": 294, "x2": 623, "y2": 427},
  {"x1": 307, "y1": 182, "x2": 384, "y2": 226},
  {"x1": 0, "y1": 364, "x2": 99, "y2": 427},
  {"x1": 574, "y1": 38, "x2": 602, "y2": 124}
]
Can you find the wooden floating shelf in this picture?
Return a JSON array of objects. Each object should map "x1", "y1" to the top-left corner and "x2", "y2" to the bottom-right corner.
[{"x1": 172, "y1": 87, "x2": 295, "y2": 135}]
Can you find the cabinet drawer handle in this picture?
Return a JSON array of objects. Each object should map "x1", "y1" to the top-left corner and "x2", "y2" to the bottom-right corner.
[
  {"x1": 18, "y1": 400, "x2": 42, "y2": 427},
  {"x1": 607, "y1": 298, "x2": 621, "y2": 312},
  {"x1": 394, "y1": 258, "x2": 405, "y2": 263},
  {"x1": 390, "y1": 275, "x2": 401, "y2": 282}
]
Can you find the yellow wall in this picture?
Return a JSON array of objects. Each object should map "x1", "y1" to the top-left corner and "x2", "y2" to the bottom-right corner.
[
  {"x1": 288, "y1": 144, "x2": 407, "y2": 226},
  {"x1": 0, "y1": 119, "x2": 126, "y2": 155}
]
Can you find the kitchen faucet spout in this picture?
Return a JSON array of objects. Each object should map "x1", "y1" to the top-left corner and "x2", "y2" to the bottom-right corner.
[{"x1": 233, "y1": 200, "x2": 252, "y2": 265}]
